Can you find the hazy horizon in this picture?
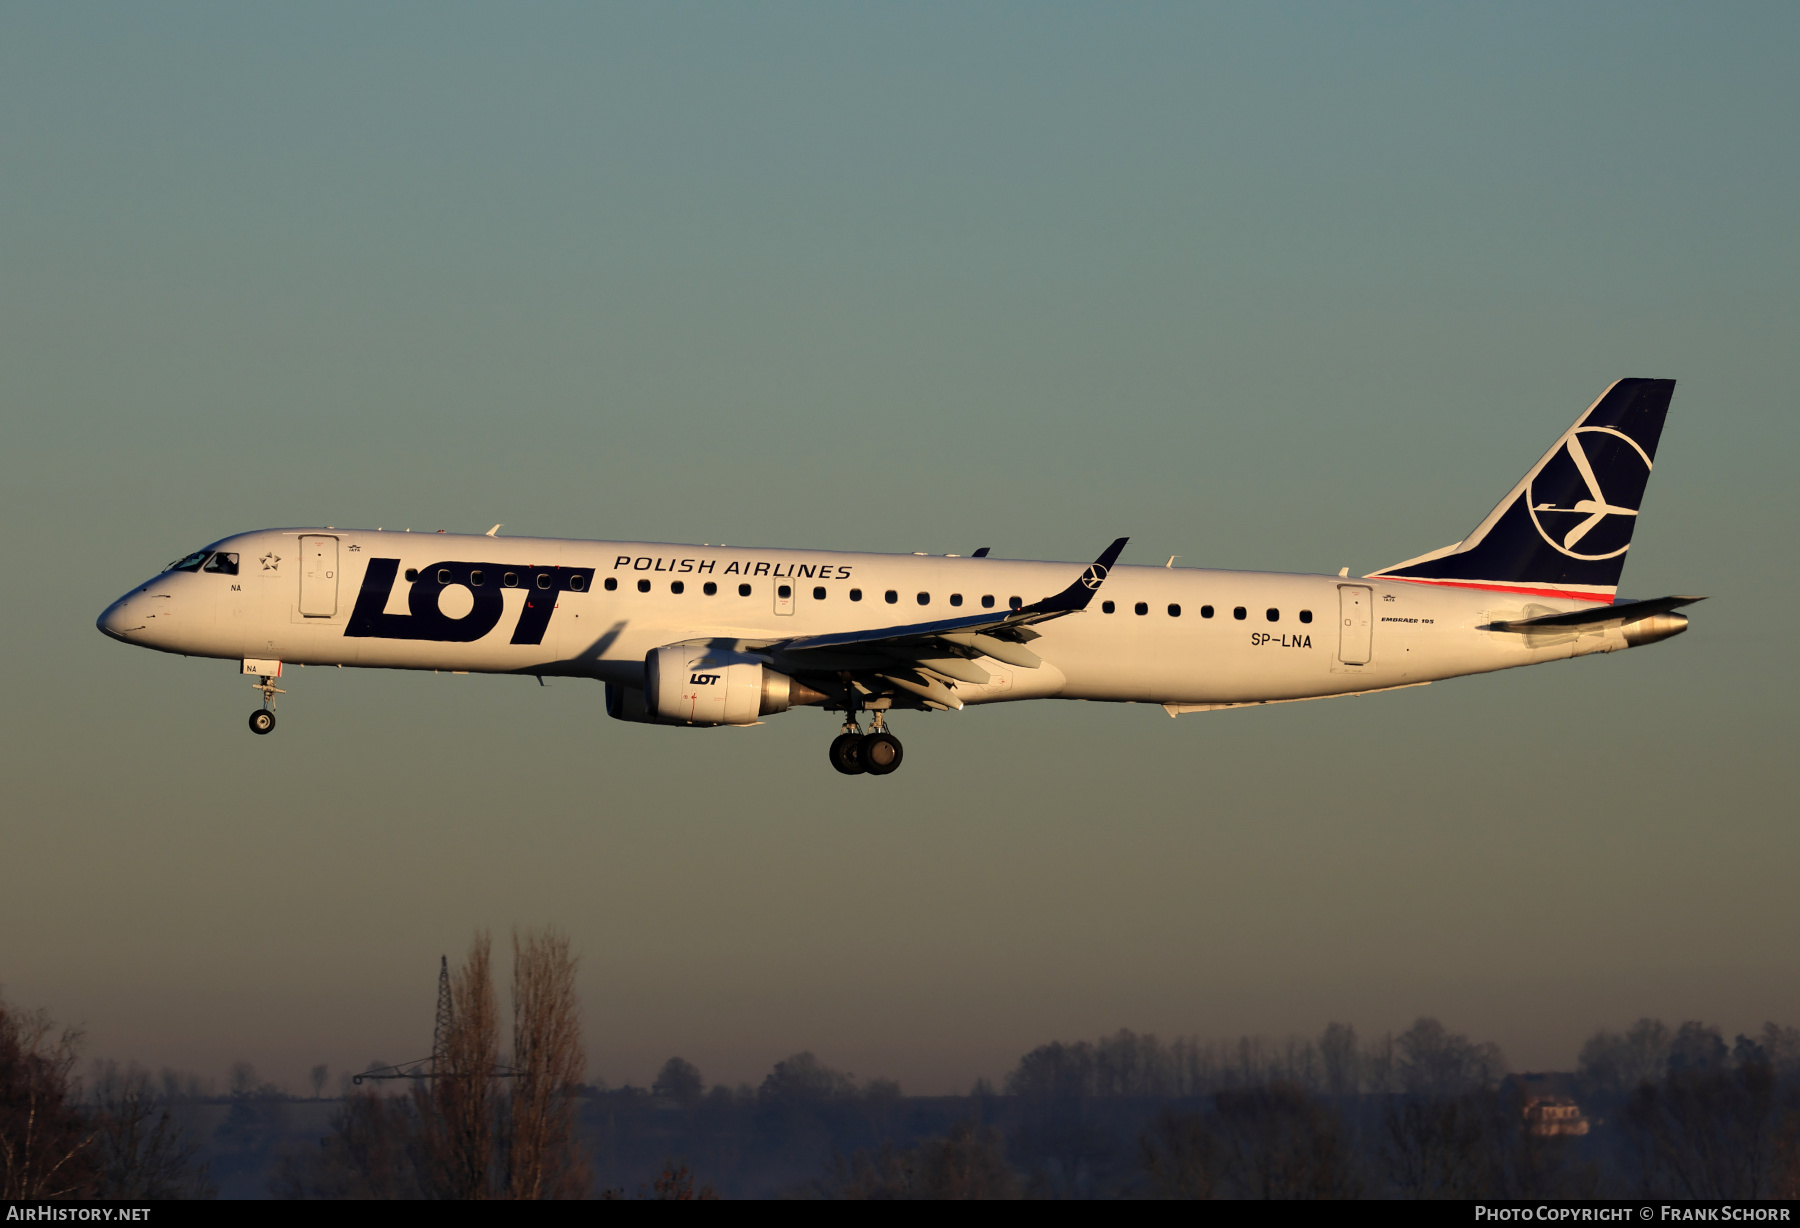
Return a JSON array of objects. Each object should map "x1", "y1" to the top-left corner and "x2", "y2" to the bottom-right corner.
[{"x1": 3, "y1": 3, "x2": 1796, "y2": 1097}]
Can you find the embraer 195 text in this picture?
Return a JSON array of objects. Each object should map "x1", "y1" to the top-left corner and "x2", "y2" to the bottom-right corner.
[{"x1": 99, "y1": 379, "x2": 1703, "y2": 775}]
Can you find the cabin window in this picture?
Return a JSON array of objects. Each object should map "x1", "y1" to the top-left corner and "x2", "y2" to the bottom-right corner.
[
  {"x1": 568, "y1": 575, "x2": 585, "y2": 592},
  {"x1": 502, "y1": 571, "x2": 517, "y2": 587},
  {"x1": 537, "y1": 574, "x2": 553, "y2": 591},
  {"x1": 703, "y1": 581, "x2": 717, "y2": 596},
  {"x1": 637, "y1": 579, "x2": 651, "y2": 593},
  {"x1": 885, "y1": 590, "x2": 898, "y2": 604},
  {"x1": 1201, "y1": 605, "x2": 1214, "y2": 618},
  {"x1": 671, "y1": 580, "x2": 684, "y2": 594},
  {"x1": 850, "y1": 588, "x2": 863, "y2": 602},
  {"x1": 778, "y1": 584, "x2": 792, "y2": 600},
  {"x1": 982, "y1": 595, "x2": 995, "y2": 609},
  {"x1": 1233, "y1": 607, "x2": 1247, "y2": 620},
  {"x1": 604, "y1": 577, "x2": 617, "y2": 591},
  {"x1": 203, "y1": 552, "x2": 240, "y2": 576},
  {"x1": 738, "y1": 583, "x2": 752, "y2": 597},
  {"x1": 407, "y1": 568, "x2": 421, "y2": 582},
  {"x1": 813, "y1": 586, "x2": 827, "y2": 600},
  {"x1": 165, "y1": 550, "x2": 211, "y2": 573},
  {"x1": 950, "y1": 594, "x2": 962, "y2": 607},
  {"x1": 1266, "y1": 608, "x2": 1279, "y2": 622},
  {"x1": 1135, "y1": 602, "x2": 1149, "y2": 616},
  {"x1": 1299, "y1": 609, "x2": 1312, "y2": 624},
  {"x1": 1168, "y1": 603, "x2": 1181, "y2": 617},
  {"x1": 1009, "y1": 596, "x2": 1022, "y2": 610},
  {"x1": 1102, "y1": 601, "x2": 1115, "y2": 614},
  {"x1": 468, "y1": 569, "x2": 484, "y2": 586},
  {"x1": 916, "y1": 592, "x2": 930, "y2": 605},
  {"x1": 437, "y1": 569, "x2": 452, "y2": 585}
]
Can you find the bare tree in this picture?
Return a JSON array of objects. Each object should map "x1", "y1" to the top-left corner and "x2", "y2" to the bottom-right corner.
[
  {"x1": 1578, "y1": 1018, "x2": 1671, "y2": 1098},
  {"x1": 1382, "y1": 1092, "x2": 1498, "y2": 1198},
  {"x1": 414, "y1": 932, "x2": 501, "y2": 1199},
  {"x1": 89, "y1": 1061, "x2": 214, "y2": 1199},
  {"x1": 311, "y1": 1065, "x2": 329, "y2": 1100},
  {"x1": 504, "y1": 926, "x2": 587, "y2": 1200},
  {"x1": 652, "y1": 1059, "x2": 704, "y2": 1106},
  {"x1": 1212, "y1": 1082, "x2": 1362, "y2": 1198},
  {"x1": 0, "y1": 997, "x2": 96, "y2": 1198},
  {"x1": 1625, "y1": 1056, "x2": 1780, "y2": 1198},
  {"x1": 1139, "y1": 1106, "x2": 1223, "y2": 1198},
  {"x1": 1320, "y1": 1023, "x2": 1359, "y2": 1098},
  {"x1": 1397, "y1": 1018, "x2": 1505, "y2": 1097},
  {"x1": 272, "y1": 1090, "x2": 418, "y2": 1199},
  {"x1": 825, "y1": 1121, "x2": 1016, "y2": 1199}
]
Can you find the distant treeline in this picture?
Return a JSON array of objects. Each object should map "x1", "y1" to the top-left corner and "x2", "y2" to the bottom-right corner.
[
  {"x1": 561, "y1": 1019, "x2": 1800, "y2": 1198},
  {"x1": 7, "y1": 938, "x2": 1799, "y2": 1199}
]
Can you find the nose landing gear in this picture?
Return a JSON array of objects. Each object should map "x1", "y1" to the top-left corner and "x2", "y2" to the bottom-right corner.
[
  {"x1": 827, "y1": 709, "x2": 904, "y2": 777},
  {"x1": 248, "y1": 675, "x2": 283, "y2": 736}
]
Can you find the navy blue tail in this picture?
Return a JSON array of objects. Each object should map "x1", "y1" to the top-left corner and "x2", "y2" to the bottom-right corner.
[{"x1": 1369, "y1": 379, "x2": 1675, "y2": 602}]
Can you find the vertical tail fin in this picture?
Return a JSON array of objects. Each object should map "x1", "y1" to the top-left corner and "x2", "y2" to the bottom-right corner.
[{"x1": 1367, "y1": 378, "x2": 1675, "y2": 604}]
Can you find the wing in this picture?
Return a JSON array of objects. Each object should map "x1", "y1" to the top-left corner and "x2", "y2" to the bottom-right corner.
[{"x1": 749, "y1": 537, "x2": 1127, "y2": 711}]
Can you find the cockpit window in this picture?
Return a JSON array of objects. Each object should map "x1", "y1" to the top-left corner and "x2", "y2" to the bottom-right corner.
[
  {"x1": 203, "y1": 552, "x2": 239, "y2": 576},
  {"x1": 164, "y1": 550, "x2": 211, "y2": 573}
]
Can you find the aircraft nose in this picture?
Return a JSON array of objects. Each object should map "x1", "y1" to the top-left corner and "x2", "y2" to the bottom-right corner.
[{"x1": 97, "y1": 594, "x2": 145, "y2": 642}]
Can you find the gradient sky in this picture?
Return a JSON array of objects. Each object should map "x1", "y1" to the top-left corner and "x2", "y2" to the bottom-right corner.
[{"x1": 2, "y1": 3, "x2": 1796, "y2": 1095}]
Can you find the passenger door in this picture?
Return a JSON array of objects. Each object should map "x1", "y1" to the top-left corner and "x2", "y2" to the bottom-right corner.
[
  {"x1": 299, "y1": 535, "x2": 339, "y2": 617},
  {"x1": 1337, "y1": 584, "x2": 1372, "y2": 665}
]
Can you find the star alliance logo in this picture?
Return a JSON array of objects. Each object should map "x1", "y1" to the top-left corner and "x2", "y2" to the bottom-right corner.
[{"x1": 260, "y1": 553, "x2": 281, "y2": 570}]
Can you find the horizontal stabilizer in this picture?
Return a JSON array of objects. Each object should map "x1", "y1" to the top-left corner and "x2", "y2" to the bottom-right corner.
[{"x1": 1486, "y1": 595, "x2": 1706, "y2": 632}]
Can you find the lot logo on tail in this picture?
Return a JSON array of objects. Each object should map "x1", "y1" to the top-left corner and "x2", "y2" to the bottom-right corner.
[{"x1": 1527, "y1": 426, "x2": 1653, "y2": 561}]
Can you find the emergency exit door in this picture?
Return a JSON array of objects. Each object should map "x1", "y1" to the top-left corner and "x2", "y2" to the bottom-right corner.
[
  {"x1": 299, "y1": 535, "x2": 339, "y2": 617},
  {"x1": 773, "y1": 579, "x2": 796, "y2": 615},
  {"x1": 1337, "y1": 584, "x2": 1372, "y2": 665}
]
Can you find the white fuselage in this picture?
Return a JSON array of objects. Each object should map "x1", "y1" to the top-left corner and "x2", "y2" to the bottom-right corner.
[{"x1": 97, "y1": 528, "x2": 1645, "y2": 712}]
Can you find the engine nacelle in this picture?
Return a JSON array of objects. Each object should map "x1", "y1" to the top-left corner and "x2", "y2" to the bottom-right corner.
[{"x1": 638, "y1": 642, "x2": 822, "y2": 726}]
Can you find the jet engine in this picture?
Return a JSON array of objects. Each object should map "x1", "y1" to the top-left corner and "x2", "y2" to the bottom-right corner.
[{"x1": 614, "y1": 641, "x2": 825, "y2": 726}]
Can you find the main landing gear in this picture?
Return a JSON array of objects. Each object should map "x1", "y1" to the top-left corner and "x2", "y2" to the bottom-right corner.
[
  {"x1": 248, "y1": 675, "x2": 283, "y2": 736},
  {"x1": 828, "y1": 710, "x2": 904, "y2": 777}
]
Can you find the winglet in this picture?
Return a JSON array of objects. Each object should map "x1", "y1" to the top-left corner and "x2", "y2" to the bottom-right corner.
[{"x1": 1030, "y1": 537, "x2": 1129, "y2": 614}]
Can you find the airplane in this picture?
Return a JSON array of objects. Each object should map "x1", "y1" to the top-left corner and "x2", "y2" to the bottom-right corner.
[{"x1": 97, "y1": 378, "x2": 1702, "y2": 776}]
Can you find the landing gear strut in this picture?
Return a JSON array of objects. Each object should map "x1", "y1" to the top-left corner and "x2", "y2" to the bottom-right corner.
[
  {"x1": 827, "y1": 708, "x2": 904, "y2": 777},
  {"x1": 248, "y1": 675, "x2": 283, "y2": 736}
]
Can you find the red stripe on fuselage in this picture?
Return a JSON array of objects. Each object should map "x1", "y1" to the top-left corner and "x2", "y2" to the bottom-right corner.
[{"x1": 1382, "y1": 577, "x2": 1617, "y2": 604}]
